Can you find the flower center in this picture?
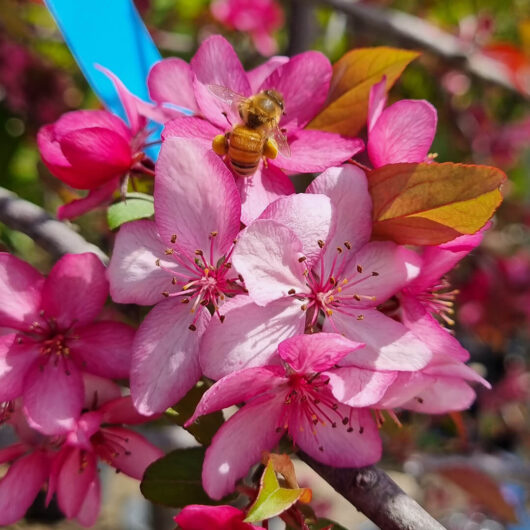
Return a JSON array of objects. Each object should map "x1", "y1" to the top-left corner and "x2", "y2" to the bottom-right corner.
[
  {"x1": 91, "y1": 428, "x2": 132, "y2": 465},
  {"x1": 155, "y1": 232, "x2": 245, "y2": 329},
  {"x1": 417, "y1": 277, "x2": 458, "y2": 326},
  {"x1": 276, "y1": 372, "x2": 363, "y2": 453},
  {"x1": 291, "y1": 241, "x2": 379, "y2": 332}
]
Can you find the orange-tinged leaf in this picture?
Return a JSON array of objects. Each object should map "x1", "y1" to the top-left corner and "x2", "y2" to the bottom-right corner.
[
  {"x1": 369, "y1": 162, "x2": 506, "y2": 245},
  {"x1": 438, "y1": 467, "x2": 518, "y2": 523},
  {"x1": 308, "y1": 47, "x2": 420, "y2": 136},
  {"x1": 244, "y1": 459, "x2": 312, "y2": 523},
  {"x1": 261, "y1": 452, "x2": 299, "y2": 489}
]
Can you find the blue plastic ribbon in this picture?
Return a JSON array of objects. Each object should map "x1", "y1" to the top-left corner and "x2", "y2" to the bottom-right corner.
[{"x1": 44, "y1": 0, "x2": 161, "y2": 126}]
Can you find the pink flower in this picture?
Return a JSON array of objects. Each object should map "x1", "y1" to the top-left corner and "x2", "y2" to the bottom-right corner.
[
  {"x1": 0, "y1": 379, "x2": 162, "y2": 527},
  {"x1": 0, "y1": 252, "x2": 134, "y2": 434},
  {"x1": 211, "y1": 0, "x2": 283, "y2": 56},
  {"x1": 37, "y1": 67, "x2": 154, "y2": 219},
  {"x1": 367, "y1": 76, "x2": 437, "y2": 168},
  {"x1": 107, "y1": 138, "x2": 243, "y2": 414},
  {"x1": 200, "y1": 164, "x2": 432, "y2": 379},
  {"x1": 148, "y1": 35, "x2": 363, "y2": 222},
  {"x1": 175, "y1": 505, "x2": 265, "y2": 530},
  {"x1": 187, "y1": 333, "x2": 393, "y2": 500}
]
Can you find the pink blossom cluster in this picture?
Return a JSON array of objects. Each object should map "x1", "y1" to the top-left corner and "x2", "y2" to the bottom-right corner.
[{"x1": 2, "y1": 36, "x2": 492, "y2": 526}]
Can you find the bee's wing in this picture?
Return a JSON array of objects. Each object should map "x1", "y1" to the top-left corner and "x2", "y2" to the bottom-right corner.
[
  {"x1": 272, "y1": 126, "x2": 291, "y2": 158},
  {"x1": 207, "y1": 85, "x2": 248, "y2": 107}
]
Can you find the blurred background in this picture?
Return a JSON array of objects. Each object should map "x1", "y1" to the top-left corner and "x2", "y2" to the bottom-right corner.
[{"x1": 0, "y1": 0, "x2": 529, "y2": 528}]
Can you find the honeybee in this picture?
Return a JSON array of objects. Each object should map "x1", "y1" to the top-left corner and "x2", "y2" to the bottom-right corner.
[{"x1": 209, "y1": 85, "x2": 290, "y2": 177}]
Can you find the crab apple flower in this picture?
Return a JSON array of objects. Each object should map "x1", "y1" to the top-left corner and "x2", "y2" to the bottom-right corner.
[
  {"x1": 367, "y1": 76, "x2": 437, "y2": 168},
  {"x1": 37, "y1": 67, "x2": 154, "y2": 220},
  {"x1": 200, "y1": 164, "x2": 432, "y2": 379},
  {"x1": 175, "y1": 505, "x2": 266, "y2": 530},
  {"x1": 188, "y1": 333, "x2": 392, "y2": 500},
  {"x1": 0, "y1": 252, "x2": 134, "y2": 435},
  {"x1": 107, "y1": 138, "x2": 243, "y2": 415},
  {"x1": 149, "y1": 35, "x2": 364, "y2": 222},
  {"x1": 396, "y1": 230, "x2": 485, "y2": 363},
  {"x1": 211, "y1": 0, "x2": 283, "y2": 56},
  {"x1": 47, "y1": 394, "x2": 163, "y2": 526}
]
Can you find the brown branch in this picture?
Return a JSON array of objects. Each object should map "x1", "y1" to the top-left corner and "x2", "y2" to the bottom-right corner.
[
  {"x1": 319, "y1": 0, "x2": 526, "y2": 97},
  {"x1": 287, "y1": 0, "x2": 317, "y2": 56},
  {"x1": 0, "y1": 186, "x2": 108, "y2": 263},
  {"x1": 301, "y1": 454, "x2": 447, "y2": 530}
]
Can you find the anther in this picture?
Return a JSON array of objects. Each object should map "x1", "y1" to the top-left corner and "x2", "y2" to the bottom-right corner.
[
  {"x1": 301, "y1": 304, "x2": 307, "y2": 311},
  {"x1": 357, "y1": 314, "x2": 364, "y2": 320},
  {"x1": 336, "y1": 247, "x2": 343, "y2": 253},
  {"x1": 330, "y1": 276, "x2": 336, "y2": 285},
  {"x1": 318, "y1": 446, "x2": 324, "y2": 452},
  {"x1": 317, "y1": 240, "x2": 325, "y2": 248},
  {"x1": 347, "y1": 427, "x2": 354, "y2": 433},
  {"x1": 288, "y1": 288, "x2": 296, "y2": 295},
  {"x1": 342, "y1": 417, "x2": 349, "y2": 425},
  {"x1": 164, "y1": 248, "x2": 174, "y2": 255},
  {"x1": 372, "y1": 271, "x2": 379, "y2": 276},
  {"x1": 188, "y1": 324, "x2": 197, "y2": 331},
  {"x1": 182, "y1": 298, "x2": 190, "y2": 304},
  {"x1": 155, "y1": 259, "x2": 161, "y2": 267},
  {"x1": 354, "y1": 294, "x2": 361, "y2": 301},
  {"x1": 210, "y1": 231, "x2": 218, "y2": 238},
  {"x1": 162, "y1": 291, "x2": 169, "y2": 297},
  {"x1": 200, "y1": 300, "x2": 209, "y2": 306},
  {"x1": 195, "y1": 250, "x2": 203, "y2": 256},
  {"x1": 298, "y1": 256, "x2": 307, "y2": 263},
  {"x1": 357, "y1": 265, "x2": 363, "y2": 273},
  {"x1": 170, "y1": 234, "x2": 177, "y2": 243},
  {"x1": 219, "y1": 315, "x2": 226, "y2": 323},
  {"x1": 344, "y1": 241, "x2": 352, "y2": 250},
  {"x1": 415, "y1": 397, "x2": 424, "y2": 404},
  {"x1": 359, "y1": 426, "x2": 364, "y2": 434},
  {"x1": 172, "y1": 277, "x2": 177, "y2": 285}
]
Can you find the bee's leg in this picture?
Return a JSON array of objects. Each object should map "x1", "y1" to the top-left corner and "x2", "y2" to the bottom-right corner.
[
  {"x1": 263, "y1": 138, "x2": 279, "y2": 160},
  {"x1": 212, "y1": 133, "x2": 229, "y2": 156}
]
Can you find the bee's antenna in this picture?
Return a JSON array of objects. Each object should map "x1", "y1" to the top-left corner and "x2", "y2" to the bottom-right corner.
[{"x1": 221, "y1": 111, "x2": 233, "y2": 127}]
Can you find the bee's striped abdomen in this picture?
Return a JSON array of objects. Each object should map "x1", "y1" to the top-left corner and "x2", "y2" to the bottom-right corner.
[{"x1": 227, "y1": 125, "x2": 265, "y2": 177}]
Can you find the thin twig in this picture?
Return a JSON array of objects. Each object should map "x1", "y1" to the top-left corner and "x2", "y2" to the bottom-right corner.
[
  {"x1": 0, "y1": 187, "x2": 108, "y2": 263},
  {"x1": 319, "y1": 0, "x2": 526, "y2": 97},
  {"x1": 287, "y1": 0, "x2": 317, "y2": 56},
  {"x1": 301, "y1": 454, "x2": 447, "y2": 530}
]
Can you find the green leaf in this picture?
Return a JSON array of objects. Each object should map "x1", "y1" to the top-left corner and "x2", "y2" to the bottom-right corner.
[
  {"x1": 140, "y1": 447, "x2": 212, "y2": 507},
  {"x1": 245, "y1": 460, "x2": 308, "y2": 523},
  {"x1": 166, "y1": 380, "x2": 224, "y2": 446},
  {"x1": 107, "y1": 192, "x2": 154, "y2": 230}
]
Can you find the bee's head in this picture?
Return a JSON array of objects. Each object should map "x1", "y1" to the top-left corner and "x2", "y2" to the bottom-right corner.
[{"x1": 264, "y1": 89, "x2": 285, "y2": 112}]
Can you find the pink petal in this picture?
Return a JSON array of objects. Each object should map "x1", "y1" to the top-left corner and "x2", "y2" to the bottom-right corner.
[
  {"x1": 200, "y1": 296, "x2": 304, "y2": 379},
  {"x1": 368, "y1": 99, "x2": 437, "y2": 167},
  {"x1": 37, "y1": 123, "x2": 77, "y2": 182},
  {"x1": 148, "y1": 58, "x2": 199, "y2": 113},
  {"x1": 162, "y1": 115, "x2": 222, "y2": 141},
  {"x1": 0, "y1": 253, "x2": 43, "y2": 331},
  {"x1": 407, "y1": 230, "x2": 484, "y2": 295},
  {"x1": 292, "y1": 405, "x2": 381, "y2": 467},
  {"x1": 423, "y1": 354, "x2": 490, "y2": 387},
  {"x1": 400, "y1": 294, "x2": 470, "y2": 362},
  {"x1": 0, "y1": 451, "x2": 50, "y2": 525},
  {"x1": 247, "y1": 56, "x2": 289, "y2": 92},
  {"x1": 401, "y1": 376, "x2": 477, "y2": 414},
  {"x1": 73, "y1": 321, "x2": 135, "y2": 379},
  {"x1": 233, "y1": 220, "x2": 306, "y2": 306},
  {"x1": 237, "y1": 164, "x2": 295, "y2": 225},
  {"x1": 324, "y1": 367, "x2": 397, "y2": 407},
  {"x1": 367, "y1": 76, "x2": 387, "y2": 133},
  {"x1": 191, "y1": 35, "x2": 251, "y2": 127},
  {"x1": 252, "y1": 30, "x2": 278, "y2": 57},
  {"x1": 0, "y1": 443, "x2": 29, "y2": 465},
  {"x1": 155, "y1": 138, "x2": 241, "y2": 257},
  {"x1": 59, "y1": 127, "x2": 133, "y2": 189},
  {"x1": 324, "y1": 309, "x2": 431, "y2": 371},
  {"x1": 376, "y1": 372, "x2": 429, "y2": 409},
  {"x1": 57, "y1": 178, "x2": 118, "y2": 220},
  {"x1": 275, "y1": 130, "x2": 364, "y2": 173},
  {"x1": 75, "y1": 478, "x2": 101, "y2": 527},
  {"x1": 107, "y1": 219, "x2": 176, "y2": 306},
  {"x1": 340, "y1": 242, "x2": 422, "y2": 308},
  {"x1": 41, "y1": 253, "x2": 108, "y2": 329},
  {"x1": 175, "y1": 505, "x2": 262, "y2": 530},
  {"x1": 96, "y1": 65, "x2": 146, "y2": 135},
  {"x1": 307, "y1": 165, "x2": 372, "y2": 255},
  {"x1": 258, "y1": 193, "x2": 333, "y2": 266},
  {"x1": 56, "y1": 448, "x2": 97, "y2": 519},
  {"x1": 98, "y1": 426, "x2": 163, "y2": 479},
  {"x1": 0, "y1": 335, "x2": 38, "y2": 402},
  {"x1": 99, "y1": 396, "x2": 158, "y2": 424},
  {"x1": 83, "y1": 373, "x2": 122, "y2": 409},
  {"x1": 259, "y1": 51, "x2": 331, "y2": 129},
  {"x1": 278, "y1": 333, "x2": 365, "y2": 373},
  {"x1": 187, "y1": 366, "x2": 285, "y2": 425},
  {"x1": 203, "y1": 394, "x2": 284, "y2": 500},
  {"x1": 23, "y1": 359, "x2": 84, "y2": 435},
  {"x1": 131, "y1": 298, "x2": 209, "y2": 415},
  {"x1": 54, "y1": 109, "x2": 131, "y2": 141}
]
